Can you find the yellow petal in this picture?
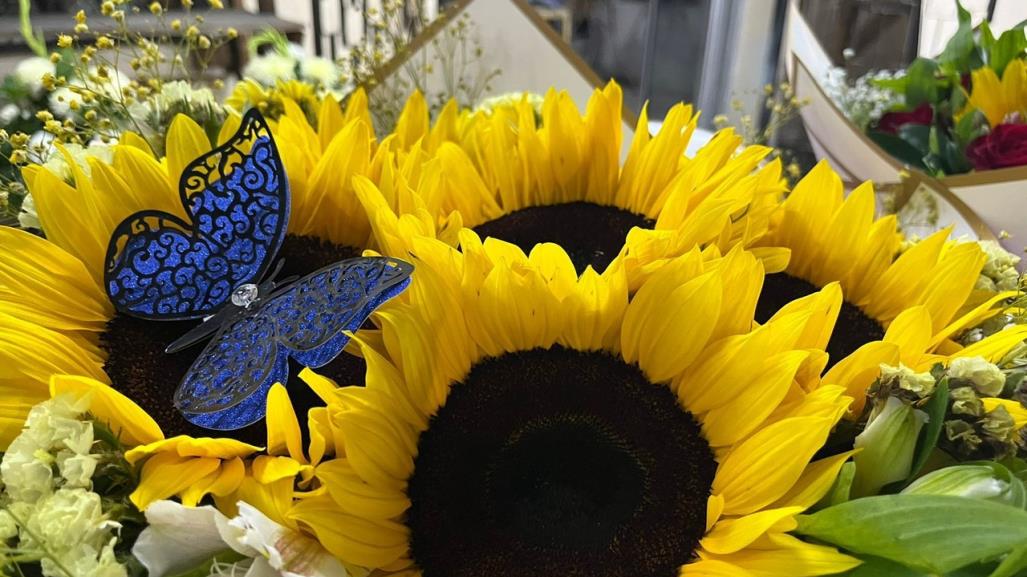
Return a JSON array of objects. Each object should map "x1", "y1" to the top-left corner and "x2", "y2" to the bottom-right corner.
[
  {"x1": 714, "y1": 416, "x2": 835, "y2": 515},
  {"x1": 166, "y1": 114, "x2": 212, "y2": 189},
  {"x1": 771, "y1": 450, "x2": 858, "y2": 509},
  {"x1": 266, "y1": 383, "x2": 306, "y2": 462},
  {"x1": 705, "y1": 533, "x2": 861, "y2": 577},
  {"x1": 318, "y1": 459, "x2": 411, "y2": 521},
  {"x1": 680, "y1": 559, "x2": 756, "y2": 577},
  {"x1": 289, "y1": 493, "x2": 410, "y2": 569},
  {"x1": 130, "y1": 452, "x2": 220, "y2": 510},
  {"x1": 50, "y1": 374, "x2": 163, "y2": 447},
  {"x1": 701, "y1": 507, "x2": 803, "y2": 555},
  {"x1": 983, "y1": 398, "x2": 1027, "y2": 428}
]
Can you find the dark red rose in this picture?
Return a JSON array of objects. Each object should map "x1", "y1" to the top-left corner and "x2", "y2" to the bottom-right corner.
[
  {"x1": 876, "y1": 103, "x2": 934, "y2": 134},
  {"x1": 966, "y1": 123, "x2": 1027, "y2": 170}
]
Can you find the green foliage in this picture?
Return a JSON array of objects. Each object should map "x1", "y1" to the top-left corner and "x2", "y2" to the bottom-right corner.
[{"x1": 796, "y1": 495, "x2": 1027, "y2": 575}]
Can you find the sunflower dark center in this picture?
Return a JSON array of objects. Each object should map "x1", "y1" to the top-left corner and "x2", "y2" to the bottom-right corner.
[
  {"x1": 100, "y1": 235, "x2": 366, "y2": 445},
  {"x1": 471, "y1": 202, "x2": 653, "y2": 274},
  {"x1": 755, "y1": 273, "x2": 885, "y2": 369},
  {"x1": 407, "y1": 346, "x2": 714, "y2": 577}
]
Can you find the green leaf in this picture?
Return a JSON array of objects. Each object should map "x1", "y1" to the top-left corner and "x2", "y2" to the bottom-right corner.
[
  {"x1": 898, "y1": 124, "x2": 932, "y2": 154},
  {"x1": 795, "y1": 495, "x2": 1027, "y2": 574},
  {"x1": 822, "y1": 461, "x2": 856, "y2": 507},
  {"x1": 937, "y1": 1, "x2": 975, "y2": 72},
  {"x1": 905, "y1": 58, "x2": 943, "y2": 107},
  {"x1": 988, "y1": 29, "x2": 1027, "y2": 76},
  {"x1": 867, "y1": 131, "x2": 929, "y2": 169},
  {"x1": 840, "y1": 555, "x2": 929, "y2": 577},
  {"x1": 989, "y1": 544, "x2": 1027, "y2": 577},
  {"x1": 908, "y1": 379, "x2": 949, "y2": 481},
  {"x1": 955, "y1": 109, "x2": 988, "y2": 147}
]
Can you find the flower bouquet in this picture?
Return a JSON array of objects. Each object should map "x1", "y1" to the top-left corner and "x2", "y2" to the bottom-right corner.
[
  {"x1": 788, "y1": 0, "x2": 1027, "y2": 257},
  {"x1": 3, "y1": 2, "x2": 1027, "y2": 577}
]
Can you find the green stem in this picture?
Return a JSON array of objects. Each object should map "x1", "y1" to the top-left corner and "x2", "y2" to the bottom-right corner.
[{"x1": 18, "y1": 0, "x2": 47, "y2": 58}]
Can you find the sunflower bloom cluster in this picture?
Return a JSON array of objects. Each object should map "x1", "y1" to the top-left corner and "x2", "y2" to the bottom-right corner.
[{"x1": 2, "y1": 80, "x2": 1027, "y2": 577}]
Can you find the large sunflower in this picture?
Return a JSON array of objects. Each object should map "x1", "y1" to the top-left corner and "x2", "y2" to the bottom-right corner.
[
  {"x1": 355, "y1": 81, "x2": 786, "y2": 279},
  {"x1": 286, "y1": 234, "x2": 860, "y2": 577},
  {"x1": 1, "y1": 92, "x2": 399, "y2": 456},
  {"x1": 753, "y1": 161, "x2": 1027, "y2": 414}
]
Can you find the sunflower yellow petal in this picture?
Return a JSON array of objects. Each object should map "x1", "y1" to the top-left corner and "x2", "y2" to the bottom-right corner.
[
  {"x1": 166, "y1": 114, "x2": 212, "y2": 188},
  {"x1": 705, "y1": 533, "x2": 861, "y2": 577},
  {"x1": 822, "y1": 341, "x2": 900, "y2": 415},
  {"x1": 714, "y1": 416, "x2": 835, "y2": 515},
  {"x1": 289, "y1": 493, "x2": 410, "y2": 568},
  {"x1": 701, "y1": 507, "x2": 803, "y2": 555},
  {"x1": 318, "y1": 459, "x2": 412, "y2": 521},
  {"x1": 50, "y1": 374, "x2": 163, "y2": 446},
  {"x1": 130, "y1": 452, "x2": 220, "y2": 510},
  {"x1": 266, "y1": 383, "x2": 306, "y2": 462},
  {"x1": 680, "y1": 559, "x2": 756, "y2": 577},
  {"x1": 771, "y1": 450, "x2": 858, "y2": 509}
]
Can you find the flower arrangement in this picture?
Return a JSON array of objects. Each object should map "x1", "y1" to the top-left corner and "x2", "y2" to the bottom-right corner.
[
  {"x1": 2, "y1": 2, "x2": 1027, "y2": 576},
  {"x1": 826, "y1": 1, "x2": 1027, "y2": 176}
]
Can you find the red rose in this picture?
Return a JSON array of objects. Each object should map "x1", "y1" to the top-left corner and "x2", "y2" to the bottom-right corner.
[
  {"x1": 876, "y1": 103, "x2": 933, "y2": 134},
  {"x1": 966, "y1": 123, "x2": 1027, "y2": 170}
]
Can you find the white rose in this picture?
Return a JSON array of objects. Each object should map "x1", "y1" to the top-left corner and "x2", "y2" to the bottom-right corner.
[{"x1": 26, "y1": 488, "x2": 119, "y2": 555}]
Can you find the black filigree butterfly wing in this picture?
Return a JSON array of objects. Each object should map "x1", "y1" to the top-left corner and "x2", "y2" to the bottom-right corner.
[
  {"x1": 173, "y1": 257, "x2": 414, "y2": 429},
  {"x1": 103, "y1": 110, "x2": 289, "y2": 320}
]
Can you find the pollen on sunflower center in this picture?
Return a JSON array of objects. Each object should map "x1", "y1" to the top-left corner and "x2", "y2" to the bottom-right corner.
[
  {"x1": 471, "y1": 201, "x2": 654, "y2": 274},
  {"x1": 755, "y1": 273, "x2": 885, "y2": 368},
  {"x1": 407, "y1": 346, "x2": 714, "y2": 577},
  {"x1": 100, "y1": 234, "x2": 366, "y2": 445}
]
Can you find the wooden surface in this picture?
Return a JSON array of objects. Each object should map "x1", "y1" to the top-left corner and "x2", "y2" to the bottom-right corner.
[{"x1": 0, "y1": 9, "x2": 303, "y2": 45}]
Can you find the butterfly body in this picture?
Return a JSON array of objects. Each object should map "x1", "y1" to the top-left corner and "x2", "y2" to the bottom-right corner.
[{"x1": 103, "y1": 110, "x2": 413, "y2": 430}]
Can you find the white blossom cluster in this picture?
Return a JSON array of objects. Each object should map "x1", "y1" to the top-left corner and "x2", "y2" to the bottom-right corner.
[
  {"x1": 0, "y1": 395, "x2": 127, "y2": 577},
  {"x1": 243, "y1": 44, "x2": 348, "y2": 94},
  {"x1": 821, "y1": 66, "x2": 905, "y2": 130},
  {"x1": 975, "y1": 240, "x2": 1022, "y2": 292}
]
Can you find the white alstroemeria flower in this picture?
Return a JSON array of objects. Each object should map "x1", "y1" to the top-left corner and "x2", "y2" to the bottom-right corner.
[{"x1": 134, "y1": 500, "x2": 348, "y2": 577}]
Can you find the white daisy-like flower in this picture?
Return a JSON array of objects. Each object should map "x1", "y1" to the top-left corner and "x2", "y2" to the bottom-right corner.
[{"x1": 48, "y1": 86, "x2": 83, "y2": 119}]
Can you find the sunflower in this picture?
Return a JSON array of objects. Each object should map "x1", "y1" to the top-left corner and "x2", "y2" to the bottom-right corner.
[
  {"x1": 1, "y1": 92, "x2": 402, "y2": 474},
  {"x1": 753, "y1": 160, "x2": 1027, "y2": 414},
  {"x1": 355, "y1": 81, "x2": 787, "y2": 279},
  {"x1": 285, "y1": 234, "x2": 860, "y2": 577}
]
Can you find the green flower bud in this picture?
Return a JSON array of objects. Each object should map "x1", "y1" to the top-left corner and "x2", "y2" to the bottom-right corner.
[
  {"x1": 948, "y1": 356, "x2": 1006, "y2": 396},
  {"x1": 902, "y1": 463, "x2": 1027, "y2": 508},
  {"x1": 852, "y1": 397, "x2": 928, "y2": 497}
]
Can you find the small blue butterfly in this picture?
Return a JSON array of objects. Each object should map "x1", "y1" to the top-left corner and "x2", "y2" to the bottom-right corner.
[{"x1": 104, "y1": 110, "x2": 413, "y2": 430}]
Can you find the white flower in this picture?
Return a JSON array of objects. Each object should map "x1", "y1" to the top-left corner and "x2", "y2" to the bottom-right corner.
[
  {"x1": 901, "y1": 464, "x2": 1021, "y2": 505},
  {"x1": 14, "y1": 57, "x2": 55, "y2": 95},
  {"x1": 948, "y1": 356, "x2": 1006, "y2": 396},
  {"x1": 300, "y1": 57, "x2": 339, "y2": 86},
  {"x1": 975, "y1": 240, "x2": 1021, "y2": 292},
  {"x1": 244, "y1": 54, "x2": 298, "y2": 86},
  {"x1": 0, "y1": 509, "x2": 18, "y2": 541},
  {"x1": 2, "y1": 433, "x2": 56, "y2": 503},
  {"x1": 60, "y1": 538, "x2": 127, "y2": 577},
  {"x1": 48, "y1": 86, "x2": 83, "y2": 119},
  {"x1": 24, "y1": 488, "x2": 117, "y2": 551},
  {"x1": 880, "y1": 363, "x2": 936, "y2": 397},
  {"x1": 58, "y1": 452, "x2": 99, "y2": 487},
  {"x1": 41, "y1": 141, "x2": 114, "y2": 182},
  {"x1": 134, "y1": 500, "x2": 348, "y2": 577},
  {"x1": 158, "y1": 80, "x2": 219, "y2": 111},
  {"x1": 822, "y1": 66, "x2": 904, "y2": 130},
  {"x1": 476, "y1": 92, "x2": 545, "y2": 116},
  {"x1": 18, "y1": 193, "x2": 40, "y2": 229},
  {"x1": 852, "y1": 396, "x2": 928, "y2": 497},
  {"x1": 0, "y1": 103, "x2": 20, "y2": 124}
]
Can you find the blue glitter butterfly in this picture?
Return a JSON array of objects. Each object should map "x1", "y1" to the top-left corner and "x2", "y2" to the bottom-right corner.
[{"x1": 104, "y1": 110, "x2": 414, "y2": 430}]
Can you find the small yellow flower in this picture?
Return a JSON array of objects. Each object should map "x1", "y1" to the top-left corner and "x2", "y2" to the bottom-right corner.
[
  {"x1": 226, "y1": 27, "x2": 238, "y2": 40},
  {"x1": 209, "y1": 0, "x2": 224, "y2": 8},
  {"x1": 197, "y1": 35, "x2": 211, "y2": 50},
  {"x1": 170, "y1": 19, "x2": 182, "y2": 31},
  {"x1": 57, "y1": 34, "x2": 72, "y2": 48},
  {"x1": 74, "y1": 9, "x2": 87, "y2": 23},
  {"x1": 49, "y1": 52, "x2": 61, "y2": 63},
  {"x1": 96, "y1": 35, "x2": 114, "y2": 49},
  {"x1": 149, "y1": 1, "x2": 162, "y2": 14},
  {"x1": 74, "y1": 23, "x2": 88, "y2": 34}
]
